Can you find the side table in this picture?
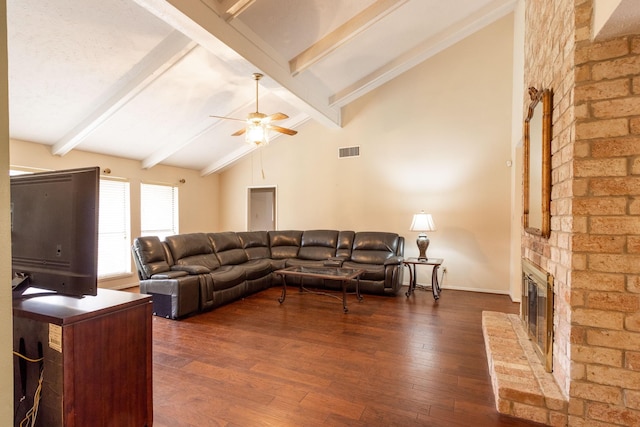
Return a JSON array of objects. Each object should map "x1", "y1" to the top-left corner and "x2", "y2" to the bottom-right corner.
[{"x1": 404, "y1": 257, "x2": 444, "y2": 300}]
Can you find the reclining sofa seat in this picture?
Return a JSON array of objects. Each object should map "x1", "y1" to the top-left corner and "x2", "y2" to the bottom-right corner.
[
  {"x1": 278, "y1": 229, "x2": 342, "y2": 288},
  {"x1": 342, "y1": 232, "x2": 405, "y2": 294},
  {"x1": 131, "y1": 229, "x2": 405, "y2": 319},
  {"x1": 164, "y1": 233, "x2": 246, "y2": 311},
  {"x1": 208, "y1": 231, "x2": 272, "y2": 294},
  {"x1": 285, "y1": 229, "x2": 339, "y2": 268},
  {"x1": 237, "y1": 231, "x2": 271, "y2": 260},
  {"x1": 268, "y1": 230, "x2": 303, "y2": 270},
  {"x1": 131, "y1": 235, "x2": 199, "y2": 319}
]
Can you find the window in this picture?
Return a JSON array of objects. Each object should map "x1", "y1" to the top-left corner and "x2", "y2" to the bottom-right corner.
[
  {"x1": 140, "y1": 183, "x2": 179, "y2": 239},
  {"x1": 98, "y1": 178, "x2": 131, "y2": 278}
]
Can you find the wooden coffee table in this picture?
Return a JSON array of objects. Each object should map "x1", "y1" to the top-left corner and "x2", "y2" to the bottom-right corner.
[{"x1": 275, "y1": 266, "x2": 365, "y2": 313}]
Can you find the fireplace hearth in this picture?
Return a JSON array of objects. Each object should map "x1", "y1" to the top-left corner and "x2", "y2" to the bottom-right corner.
[{"x1": 521, "y1": 258, "x2": 554, "y2": 372}]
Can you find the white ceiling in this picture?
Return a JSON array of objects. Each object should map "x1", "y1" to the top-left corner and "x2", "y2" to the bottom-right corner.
[{"x1": 8, "y1": 0, "x2": 521, "y2": 174}]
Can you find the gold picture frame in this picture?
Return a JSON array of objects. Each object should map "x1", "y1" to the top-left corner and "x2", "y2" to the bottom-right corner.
[{"x1": 523, "y1": 87, "x2": 552, "y2": 238}]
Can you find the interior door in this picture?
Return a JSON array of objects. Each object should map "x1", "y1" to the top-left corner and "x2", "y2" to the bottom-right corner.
[{"x1": 248, "y1": 187, "x2": 276, "y2": 231}]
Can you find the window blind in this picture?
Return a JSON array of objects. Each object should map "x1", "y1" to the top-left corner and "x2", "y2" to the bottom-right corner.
[
  {"x1": 140, "y1": 183, "x2": 179, "y2": 240},
  {"x1": 98, "y1": 178, "x2": 131, "y2": 278}
]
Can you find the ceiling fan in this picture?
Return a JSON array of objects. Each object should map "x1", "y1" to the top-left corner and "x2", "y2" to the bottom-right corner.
[{"x1": 210, "y1": 73, "x2": 297, "y2": 146}]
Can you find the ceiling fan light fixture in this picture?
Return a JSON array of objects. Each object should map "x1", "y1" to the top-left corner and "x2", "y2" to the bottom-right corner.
[
  {"x1": 211, "y1": 73, "x2": 297, "y2": 143},
  {"x1": 246, "y1": 121, "x2": 269, "y2": 146}
]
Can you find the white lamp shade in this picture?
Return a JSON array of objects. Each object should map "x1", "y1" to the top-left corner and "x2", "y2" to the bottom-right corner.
[
  {"x1": 245, "y1": 121, "x2": 269, "y2": 146},
  {"x1": 410, "y1": 212, "x2": 436, "y2": 232}
]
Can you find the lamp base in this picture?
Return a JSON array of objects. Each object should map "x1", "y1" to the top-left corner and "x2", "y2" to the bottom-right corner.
[{"x1": 416, "y1": 234, "x2": 430, "y2": 260}]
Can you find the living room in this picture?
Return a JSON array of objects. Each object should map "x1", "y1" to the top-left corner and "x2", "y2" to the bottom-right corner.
[
  {"x1": 2, "y1": 0, "x2": 640, "y2": 425},
  {"x1": 3, "y1": 0, "x2": 516, "y2": 421},
  {"x1": 6, "y1": 8, "x2": 515, "y2": 297}
]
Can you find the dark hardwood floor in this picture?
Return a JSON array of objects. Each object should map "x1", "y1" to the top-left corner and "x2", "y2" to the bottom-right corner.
[{"x1": 146, "y1": 285, "x2": 543, "y2": 426}]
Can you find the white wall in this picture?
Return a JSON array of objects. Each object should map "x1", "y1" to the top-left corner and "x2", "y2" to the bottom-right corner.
[
  {"x1": 10, "y1": 139, "x2": 220, "y2": 289},
  {"x1": 220, "y1": 14, "x2": 515, "y2": 294}
]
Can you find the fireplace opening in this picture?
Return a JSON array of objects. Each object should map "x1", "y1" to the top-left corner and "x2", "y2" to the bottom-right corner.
[{"x1": 521, "y1": 258, "x2": 554, "y2": 372}]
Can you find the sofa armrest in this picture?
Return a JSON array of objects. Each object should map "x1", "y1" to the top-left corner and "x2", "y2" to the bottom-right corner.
[
  {"x1": 171, "y1": 265, "x2": 211, "y2": 274},
  {"x1": 384, "y1": 256, "x2": 403, "y2": 266},
  {"x1": 139, "y1": 275, "x2": 200, "y2": 319},
  {"x1": 323, "y1": 256, "x2": 347, "y2": 267},
  {"x1": 150, "y1": 270, "x2": 189, "y2": 279}
]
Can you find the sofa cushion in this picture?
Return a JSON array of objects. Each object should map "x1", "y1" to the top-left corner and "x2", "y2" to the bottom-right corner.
[
  {"x1": 350, "y1": 232, "x2": 400, "y2": 264},
  {"x1": 209, "y1": 266, "x2": 246, "y2": 291},
  {"x1": 269, "y1": 230, "x2": 302, "y2": 259},
  {"x1": 336, "y1": 230, "x2": 355, "y2": 258},
  {"x1": 174, "y1": 255, "x2": 219, "y2": 271},
  {"x1": 165, "y1": 233, "x2": 213, "y2": 259},
  {"x1": 132, "y1": 236, "x2": 171, "y2": 279},
  {"x1": 208, "y1": 232, "x2": 249, "y2": 265},
  {"x1": 233, "y1": 258, "x2": 272, "y2": 280},
  {"x1": 150, "y1": 270, "x2": 188, "y2": 279},
  {"x1": 237, "y1": 231, "x2": 271, "y2": 260},
  {"x1": 171, "y1": 265, "x2": 210, "y2": 274},
  {"x1": 297, "y1": 230, "x2": 338, "y2": 260},
  {"x1": 165, "y1": 233, "x2": 220, "y2": 270},
  {"x1": 342, "y1": 261, "x2": 386, "y2": 281}
]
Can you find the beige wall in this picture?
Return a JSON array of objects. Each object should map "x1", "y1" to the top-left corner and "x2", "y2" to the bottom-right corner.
[
  {"x1": 220, "y1": 15, "x2": 515, "y2": 294},
  {"x1": 1, "y1": 0, "x2": 13, "y2": 419},
  {"x1": 509, "y1": 0, "x2": 526, "y2": 302},
  {"x1": 10, "y1": 138, "x2": 220, "y2": 289}
]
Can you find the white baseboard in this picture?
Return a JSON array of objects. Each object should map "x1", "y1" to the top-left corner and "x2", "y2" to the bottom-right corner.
[{"x1": 401, "y1": 283, "x2": 511, "y2": 296}]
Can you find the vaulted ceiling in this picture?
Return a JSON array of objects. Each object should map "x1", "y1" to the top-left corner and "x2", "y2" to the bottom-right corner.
[{"x1": 7, "y1": 0, "x2": 635, "y2": 176}]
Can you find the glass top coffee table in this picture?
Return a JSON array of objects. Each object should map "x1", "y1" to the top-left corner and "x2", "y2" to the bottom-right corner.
[{"x1": 274, "y1": 266, "x2": 365, "y2": 313}]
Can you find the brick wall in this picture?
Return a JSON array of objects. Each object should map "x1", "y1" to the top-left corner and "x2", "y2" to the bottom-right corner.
[
  {"x1": 569, "y1": 2, "x2": 640, "y2": 425},
  {"x1": 523, "y1": 0, "x2": 576, "y2": 398},
  {"x1": 524, "y1": 0, "x2": 640, "y2": 425}
]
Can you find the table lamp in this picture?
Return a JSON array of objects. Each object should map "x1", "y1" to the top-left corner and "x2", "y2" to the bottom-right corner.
[{"x1": 409, "y1": 211, "x2": 436, "y2": 260}]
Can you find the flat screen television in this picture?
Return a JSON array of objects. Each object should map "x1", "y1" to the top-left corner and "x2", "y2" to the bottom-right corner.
[{"x1": 11, "y1": 166, "x2": 100, "y2": 297}]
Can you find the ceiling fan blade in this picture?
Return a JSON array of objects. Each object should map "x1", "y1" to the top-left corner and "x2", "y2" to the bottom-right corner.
[
  {"x1": 231, "y1": 128, "x2": 246, "y2": 136},
  {"x1": 268, "y1": 125, "x2": 297, "y2": 136},
  {"x1": 266, "y1": 112, "x2": 289, "y2": 122},
  {"x1": 210, "y1": 114, "x2": 246, "y2": 122}
]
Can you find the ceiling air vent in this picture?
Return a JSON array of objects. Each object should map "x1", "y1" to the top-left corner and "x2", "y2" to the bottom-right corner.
[{"x1": 339, "y1": 146, "x2": 360, "y2": 159}]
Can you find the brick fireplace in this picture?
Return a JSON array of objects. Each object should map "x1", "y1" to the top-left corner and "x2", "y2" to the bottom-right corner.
[
  {"x1": 510, "y1": 0, "x2": 640, "y2": 425},
  {"x1": 521, "y1": 259, "x2": 554, "y2": 373},
  {"x1": 481, "y1": 259, "x2": 565, "y2": 424}
]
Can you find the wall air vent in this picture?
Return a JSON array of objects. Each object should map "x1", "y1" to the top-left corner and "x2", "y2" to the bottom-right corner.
[{"x1": 339, "y1": 146, "x2": 360, "y2": 158}]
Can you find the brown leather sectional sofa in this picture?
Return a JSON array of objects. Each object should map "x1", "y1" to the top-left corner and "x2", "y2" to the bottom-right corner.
[{"x1": 131, "y1": 229, "x2": 404, "y2": 319}]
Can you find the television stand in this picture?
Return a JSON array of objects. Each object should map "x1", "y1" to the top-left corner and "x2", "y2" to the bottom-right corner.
[{"x1": 13, "y1": 289, "x2": 153, "y2": 426}]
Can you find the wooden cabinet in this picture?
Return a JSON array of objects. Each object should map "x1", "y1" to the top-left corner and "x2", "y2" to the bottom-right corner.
[{"x1": 13, "y1": 289, "x2": 153, "y2": 427}]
